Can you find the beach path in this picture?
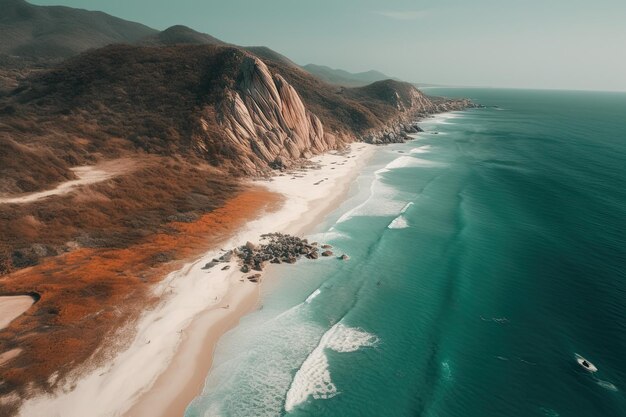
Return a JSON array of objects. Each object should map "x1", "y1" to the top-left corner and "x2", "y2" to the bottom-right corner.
[
  {"x1": 0, "y1": 158, "x2": 135, "y2": 205},
  {"x1": 0, "y1": 295, "x2": 35, "y2": 330}
]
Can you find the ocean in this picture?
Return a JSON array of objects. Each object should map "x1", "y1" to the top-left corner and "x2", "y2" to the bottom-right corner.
[{"x1": 185, "y1": 88, "x2": 626, "y2": 417}]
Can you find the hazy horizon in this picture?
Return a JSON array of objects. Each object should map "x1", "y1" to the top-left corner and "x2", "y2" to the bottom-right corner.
[{"x1": 29, "y1": 0, "x2": 626, "y2": 92}]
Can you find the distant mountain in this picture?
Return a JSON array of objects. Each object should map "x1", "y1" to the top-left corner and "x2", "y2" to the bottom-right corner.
[
  {"x1": 0, "y1": 0, "x2": 157, "y2": 59},
  {"x1": 302, "y1": 64, "x2": 398, "y2": 87},
  {"x1": 139, "y1": 25, "x2": 224, "y2": 46}
]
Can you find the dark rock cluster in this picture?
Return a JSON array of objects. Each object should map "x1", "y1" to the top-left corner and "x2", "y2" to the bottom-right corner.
[
  {"x1": 235, "y1": 233, "x2": 326, "y2": 274},
  {"x1": 362, "y1": 98, "x2": 481, "y2": 145},
  {"x1": 201, "y1": 233, "x2": 350, "y2": 283},
  {"x1": 362, "y1": 122, "x2": 424, "y2": 144},
  {"x1": 201, "y1": 250, "x2": 234, "y2": 270}
]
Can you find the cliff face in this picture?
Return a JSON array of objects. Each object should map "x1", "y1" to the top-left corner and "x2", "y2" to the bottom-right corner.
[
  {"x1": 342, "y1": 79, "x2": 474, "y2": 144},
  {"x1": 195, "y1": 57, "x2": 338, "y2": 172}
]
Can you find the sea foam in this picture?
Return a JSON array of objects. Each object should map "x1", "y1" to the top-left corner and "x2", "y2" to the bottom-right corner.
[
  {"x1": 595, "y1": 379, "x2": 619, "y2": 392},
  {"x1": 410, "y1": 145, "x2": 432, "y2": 154},
  {"x1": 305, "y1": 289, "x2": 321, "y2": 303},
  {"x1": 379, "y1": 156, "x2": 442, "y2": 173},
  {"x1": 400, "y1": 202, "x2": 414, "y2": 213},
  {"x1": 425, "y1": 112, "x2": 463, "y2": 125},
  {"x1": 185, "y1": 305, "x2": 326, "y2": 417},
  {"x1": 336, "y1": 154, "x2": 435, "y2": 224},
  {"x1": 388, "y1": 215, "x2": 409, "y2": 229},
  {"x1": 335, "y1": 178, "x2": 405, "y2": 224},
  {"x1": 284, "y1": 323, "x2": 378, "y2": 412}
]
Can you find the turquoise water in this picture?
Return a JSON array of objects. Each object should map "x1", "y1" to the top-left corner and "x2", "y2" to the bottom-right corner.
[{"x1": 186, "y1": 89, "x2": 626, "y2": 417}]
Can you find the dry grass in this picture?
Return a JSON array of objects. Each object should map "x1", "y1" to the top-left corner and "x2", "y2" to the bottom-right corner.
[
  {"x1": 0, "y1": 187, "x2": 281, "y2": 404},
  {"x1": 0, "y1": 155, "x2": 240, "y2": 271}
]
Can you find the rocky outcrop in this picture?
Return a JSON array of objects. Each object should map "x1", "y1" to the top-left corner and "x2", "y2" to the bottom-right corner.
[
  {"x1": 210, "y1": 57, "x2": 341, "y2": 173},
  {"x1": 235, "y1": 233, "x2": 327, "y2": 273},
  {"x1": 357, "y1": 84, "x2": 477, "y2": 145}
]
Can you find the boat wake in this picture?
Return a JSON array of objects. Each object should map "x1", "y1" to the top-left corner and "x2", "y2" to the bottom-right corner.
[
  {"x1": 595, "y1": 379, "x2": 618, "y2": 392},
  {"x1": 480, "y1": 316, "x2": 509, "y2": 324}
]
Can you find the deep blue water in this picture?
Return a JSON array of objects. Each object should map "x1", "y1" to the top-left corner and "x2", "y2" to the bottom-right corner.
[{"x1": 186, "y1": 88, "x2": 626, "y2": 417}]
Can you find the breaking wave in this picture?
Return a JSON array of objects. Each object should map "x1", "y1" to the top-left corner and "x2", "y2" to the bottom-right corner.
[
  {"x1": 378, "y1": 156, "x2": 443, "y2": 174},
  {"x1": 284, "y1": 323, "x2": 378, "y2": 412},
  {"x1": 388, "y1": 215, "x2": 409, "y2": 229},
  {"x1": 410, "y1": 145, "x2": 432, "y2": 154},
  {"x1": 305, "y1": 289, "x2": 321, "y2": 303},
  {"x1": 336, "y1": 154, "x2": 439, "y2": 225}
]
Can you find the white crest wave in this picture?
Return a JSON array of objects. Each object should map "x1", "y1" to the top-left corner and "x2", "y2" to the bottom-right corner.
[{"x1": 284, "y1": 323, "x2": 378, "y2": 412}]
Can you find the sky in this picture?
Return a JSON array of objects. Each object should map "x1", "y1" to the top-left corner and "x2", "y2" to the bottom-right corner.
[{"x1": 31, "y1": 0, "x2": 626, "y2": 91}]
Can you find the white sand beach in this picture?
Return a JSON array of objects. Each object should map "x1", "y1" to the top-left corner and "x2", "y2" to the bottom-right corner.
[{"x1": 16, "y1": 143, "x2": 375, "y2": 417}]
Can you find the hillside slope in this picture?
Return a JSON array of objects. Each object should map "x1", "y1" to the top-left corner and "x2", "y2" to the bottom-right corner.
[
  {"x1": 0, "y1": 0, "x2": 157, "y2": 59},
  {"x1": 1, "y1": 43, "x2": 471, "y2": 194}
]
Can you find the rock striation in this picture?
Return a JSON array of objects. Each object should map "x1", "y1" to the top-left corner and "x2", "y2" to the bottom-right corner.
[{"x1": 213, "y1": 57, "x2": 337, "y2": 173}]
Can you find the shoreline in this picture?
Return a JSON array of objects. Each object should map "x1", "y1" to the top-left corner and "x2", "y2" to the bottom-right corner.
[
  {"x1": 127, "y1": 144, "x2": 374, "y2": 417},
  {"x1": 16, "y1": 143, "x2": 375, "y2": 417}
]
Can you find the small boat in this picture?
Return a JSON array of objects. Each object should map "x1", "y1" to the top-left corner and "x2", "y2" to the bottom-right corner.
[{"x1": 576, "y1": 354, "x2": 598, "y2": 372}]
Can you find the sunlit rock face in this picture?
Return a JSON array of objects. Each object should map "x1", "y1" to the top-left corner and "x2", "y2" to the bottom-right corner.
[{"x1": 209, "y1": 57, "x2": 339, "y2": 173}]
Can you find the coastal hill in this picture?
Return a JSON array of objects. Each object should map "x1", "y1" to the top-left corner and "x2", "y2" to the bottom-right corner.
[
  {"x1": 0, "y1": 0, "x2": 398, "y2": 90},
  {"x1": 1, "y1": 43, "x2": 468, "y2": 195},
  {"x1": 0, "y1": 0, "x2": 157, "y2": 59}
]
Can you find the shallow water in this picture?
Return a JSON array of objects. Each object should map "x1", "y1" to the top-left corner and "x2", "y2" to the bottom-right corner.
[{"x1": 186, "y1": 88, "x2": 626, "y2": 417}]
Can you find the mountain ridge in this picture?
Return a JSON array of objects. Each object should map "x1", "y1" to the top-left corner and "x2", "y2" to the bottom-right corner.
[
  {"x1": 0, "y1": 0, "x2": 157, "y2": 58},
  {"x1": 1, "y1": 43, "x2": 471, "y2": 194},
  {"x1": 139, "y1": 24, "x2": 224, "y2": 46}
]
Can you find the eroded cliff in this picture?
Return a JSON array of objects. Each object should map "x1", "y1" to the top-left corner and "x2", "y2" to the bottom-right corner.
[{"x1": 196, "y1": 57, "x2": 339, "y2": 173}]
